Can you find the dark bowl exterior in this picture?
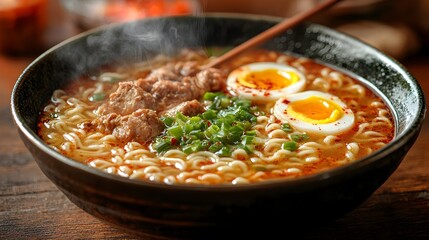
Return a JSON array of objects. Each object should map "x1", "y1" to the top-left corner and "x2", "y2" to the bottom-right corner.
[{"x1": 11, "y1": 14, "x2": 426, "y2": 239}]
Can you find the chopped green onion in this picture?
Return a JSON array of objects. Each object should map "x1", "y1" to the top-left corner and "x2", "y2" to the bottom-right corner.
[
  {"x1": 176, "y1": 112, "x2": 188, "y2": 122},
  {"x1": 245, "y1": 130, "x2": 257, "y2": 136},
  {"x1": 152, "y1": 92, "x2": 263, "y2": 157},
  {"x1": 209, "y1": 141, "x2": 223, "y2": 152},
  {"x1": 182, "y1": 144, "x2": 194, "y2": 155},
  {"x1": 203, "y1": 92, "x2": 221, "y2": 101},
  {"x1": 167, "y1": 125, "x2": 183, "y2": 139},
  {"x1": 241, "y1": 135, "x2": 254, "y2": 145},
  {"x1": 182, "y1": 139, "x2": 205, "y2": 154},
  {"x1": 152, "y1": 136, "x2": 175, "y2": 153},
  {"x1": 220, "y1": 98, "x2": 231, "y2": 108},
  {"x1": 282, "y1": 141, "x2": 299, "y2": 151},
  {"x1": 216, "y1": 146, "x2": 232, "y2": 157},
  {"x1": 240, "y1": 144, "x2": 253, "y2": 154},
  {"x1": 290, "y1": 133, "x2": 310, "y2": 142},
  {"x1": 161, "y1": 116, "x2": 175, "y2": 127},
  {"x1": 204, "y1": 124, "x2": 220, "y2": 138},
  {"x1": 281, "y1": 123, "x2": 293, "y2": 132},
  {"x1": 202, "y1": 109, "x2": 217, "y2": 120}
]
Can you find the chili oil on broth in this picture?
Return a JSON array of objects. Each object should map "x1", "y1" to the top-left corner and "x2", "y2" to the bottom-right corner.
[{"x1": 37, "y1": 49, "x2": 395, "y2": 185}]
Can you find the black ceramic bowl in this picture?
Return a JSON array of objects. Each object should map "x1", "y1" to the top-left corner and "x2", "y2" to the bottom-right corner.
[{"x1": 11, "y1": 14, "x2": 426, "y2": 239}]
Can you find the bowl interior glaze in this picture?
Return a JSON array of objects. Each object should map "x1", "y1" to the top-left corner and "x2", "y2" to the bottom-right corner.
[{"x1": 11, "y1": 14, "x2": 426, "y2": 239}]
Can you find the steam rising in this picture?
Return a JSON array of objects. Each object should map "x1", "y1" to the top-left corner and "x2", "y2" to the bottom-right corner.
[{"x1": 56, "y1": 2, "x2": 206, "y2": 81}]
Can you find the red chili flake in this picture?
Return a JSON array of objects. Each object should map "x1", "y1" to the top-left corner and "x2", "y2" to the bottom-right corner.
[
  {"x1": 282, "y1": 99, "x2": 290, "y2": 104},
  {"x1": 264, "y1": 91, "x2": 271, "y2": 96},
  {"x1": 171, "y1": 138, "x2": 178, "y2": 145},
  {"x1": 266, "y1": 81, "x2": 274, "y2": 90}
]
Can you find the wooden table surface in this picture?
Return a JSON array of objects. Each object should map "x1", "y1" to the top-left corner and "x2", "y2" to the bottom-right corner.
[{"x1": 1, "y1": 50, "x2": 429, "y2": 239}]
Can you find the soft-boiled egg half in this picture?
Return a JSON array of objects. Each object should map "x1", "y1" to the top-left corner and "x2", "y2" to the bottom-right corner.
[
  {"x1": 273, "y1": 90, "x2": 355, "y2": 135},
  {"x1": 227, "y1": 62, "x2": 306, "y2": 102}
]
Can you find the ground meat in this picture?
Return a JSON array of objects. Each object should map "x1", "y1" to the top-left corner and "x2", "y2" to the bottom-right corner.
[
  {"x1": 97, "y1": 81, "x2": 157, "y2": 116},
  {"x1": 151, "y1": 67, "x2": 225, "y2": 110},
  {"x1": 93, "y1": 109, "x2": 164, "y2": 143},
  {"x1": 151, "y1": 77, "x2": 203, "y2": 110},
  {"x1": 92, "y1": 60, "x2": 226, "y2": 144},
  {"x1": 196, "y1": 68, "x2": 225, "y2": 92},
  {"x1": 134, "y1": 77, "x2": 157, "y2": 92},
  {"x1": 161, "y1": 100, "x2": 205, "y2": 117},
  {"x1": 147, "y1": 61, "x2": 201, "y2": 81}
]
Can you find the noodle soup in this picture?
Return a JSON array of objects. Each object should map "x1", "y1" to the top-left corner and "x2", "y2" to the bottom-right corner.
[{"x1": 37, "y1": 49, "x2": 394, "y2": 185}]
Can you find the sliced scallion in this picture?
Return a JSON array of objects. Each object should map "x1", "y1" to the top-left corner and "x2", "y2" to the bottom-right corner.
[
  {"x1": 282, "y1": 141, "x2": 299, "y2": 151},
  {"x1": 152, "y1": 92, "x2": 262, "y2": 157}
]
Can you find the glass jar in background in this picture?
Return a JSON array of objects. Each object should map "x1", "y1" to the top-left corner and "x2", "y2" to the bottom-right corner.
[
  {"x1": 60, "y1": 0, "x2": 200, "y2": 32},
  {"x1": 0, "y1": 0, "x2": 48, "y2": 56}
]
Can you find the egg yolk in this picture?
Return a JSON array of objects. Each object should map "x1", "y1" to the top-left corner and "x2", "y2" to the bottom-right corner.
[
  {"x1": 238, "y1": 69, "x2": 299, "y2": 90},
  {"x1": 286, "y1": 96, "x2": 344, "y2": 124}
]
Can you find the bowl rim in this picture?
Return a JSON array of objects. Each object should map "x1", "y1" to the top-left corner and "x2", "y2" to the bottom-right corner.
[{"x1": 11, "y1": 13, "x2": 427, "y2": 191}]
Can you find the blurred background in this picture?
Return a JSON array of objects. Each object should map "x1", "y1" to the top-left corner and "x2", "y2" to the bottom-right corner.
[{"x1": 1, "y1": 0, "x2": 429, "y2": 104}]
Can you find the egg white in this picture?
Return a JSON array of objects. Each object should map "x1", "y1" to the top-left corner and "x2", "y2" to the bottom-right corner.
[
  {"x1": 273, "y1": 90, "x2": 355, "y2": 135},
  {"x1": 226, "y1": 62, "x2": 306, "y2": 102}
]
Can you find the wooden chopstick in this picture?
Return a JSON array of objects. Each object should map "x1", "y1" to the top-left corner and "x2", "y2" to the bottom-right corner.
[{"x1": 205, "y1": 0, "x2": 343, "y2": 69}]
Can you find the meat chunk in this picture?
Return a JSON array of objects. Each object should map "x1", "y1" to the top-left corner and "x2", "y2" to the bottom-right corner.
[
  {"x1": 134, "y1": 77, "x2": 157, "y2": 92},
  {"x1": 91, "y1": 60, "x2": 227, "y2": 145},
  {"x1": 93, "y1": 109, "x2": 164, "y2": 143},
  {"x1": 97, "y1": 62, "x2": 225, "y2": 116},
  {"x1": 97, "y1": 81, "x2": 157, "y2": 116},
  {"x1": 151, "y1": 77, "x2": 203, "y2": 110},
  {"x1": 147, "y1": 63, "x2": 180, "y2": 81},
  {"x1": 151, "y1": 67, "x2": 225, "y2": 110},
  {"x1": 147, "y1": 61, "x2": 201, "y2": 81},
  {"x1": 196, "y1": 68, "x2": 225, "y2": 92},
  {"x1": 162, "y1": 100, "x2": 205, "y2": 117},
  {"x1": 98, "y1": 62, "x2": 224, "y2": 116}
]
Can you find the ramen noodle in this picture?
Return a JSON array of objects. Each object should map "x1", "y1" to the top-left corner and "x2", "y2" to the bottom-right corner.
[{"x1": 37, "y1": 49, "x2": 394, "y2": 185}]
